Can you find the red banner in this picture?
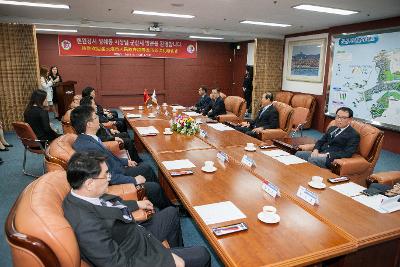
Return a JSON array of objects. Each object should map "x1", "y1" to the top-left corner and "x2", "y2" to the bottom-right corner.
[{"x1": 58, "y1": 35, "x2": 197, "y2": 58}]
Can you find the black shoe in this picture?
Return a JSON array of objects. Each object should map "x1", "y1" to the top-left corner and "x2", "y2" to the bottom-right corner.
[
  {"x1": 0, "y1": 158, "x2": 3, "y2": 164},
  {"x1": 0, "y1": 147, "x2": 9, "y2": 151},
  {"x1": 4, "y1": 144, "x2": 13, "y2": 147}
]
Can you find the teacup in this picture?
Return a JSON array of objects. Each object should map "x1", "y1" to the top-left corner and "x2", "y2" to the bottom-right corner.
[
  {"x1": 162, "y1": 102, "x2": 168, "y2": 106},
  {"x1": 138, "y1": 106, "x2": 144, "y2": 110},
  {"x1": 311, "y1": 176, "x2": 324, "y2": 185},
  {"x1": 164, "y1": 127, "x2": 172, "y2": 133},
  {"x1": 204, "y1": 160, "x2": 214, "y2": 170},
  {"x1": 148, "y1": 113, "x2": 155, "y2": 117},
  {"x1": 262, "y1": 206, "x2": 277, "y2": 217},
  {"x1": 246, "y1": 143, "x2": 255, "y2": 150}
]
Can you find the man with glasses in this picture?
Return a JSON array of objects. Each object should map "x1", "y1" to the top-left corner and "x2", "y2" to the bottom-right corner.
[
  {"x1": 71, "y1": 105, "x2": 171, "y2": 209},
  {"x1": 295, "y1": 107, "x2": 360, "y2": 168},
  {"x1": 63, "y1": 152, "x2": 211, "y2": 267}
]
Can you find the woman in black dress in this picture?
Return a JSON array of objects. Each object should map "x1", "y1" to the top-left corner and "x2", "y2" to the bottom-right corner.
[
  {"x1": 48, "y1": 66, "x2": 62, "y2": 118},
  {"x1": 243, "y1": 65, "x2": 253, "y2": 116},
  {"x1": 24, "y1": 89, "x2": 60, "y2": 146}
]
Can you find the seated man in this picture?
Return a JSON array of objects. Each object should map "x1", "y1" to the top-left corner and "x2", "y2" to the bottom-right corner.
[
  {"x1": 296, "y1": 107, "x2": 360, "y2": 169},
  {"x1": 63, "y1": 151, "x2": 211, "y2": 267},
  {"x1": 80, "y1": 96, "x2": 142, "y2": 163},
  {"x1": 235, "y1": 92, "x2": 279, "y2": 138},
  {"x1": 82, "y1": 86, "x2": 127, "y2": 132},
  {"x1": 190, "y1": 86, "x2": 212, "y2": 113},
  {"x1": 71, "y1": 105, "x2": 171, "y2": 209},
  {"x1": 202, "y1": 88, "x2": 226, "y2": 119}
]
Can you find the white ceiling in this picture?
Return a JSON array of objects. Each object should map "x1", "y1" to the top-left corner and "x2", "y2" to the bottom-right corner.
[{"x1": 0, "y1": 0, "x2": 399, "y2": 41}]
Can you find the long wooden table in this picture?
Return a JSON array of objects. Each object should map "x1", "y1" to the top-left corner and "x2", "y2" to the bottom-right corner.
[{"x1": 122, "y1": 105, "x2": 400, "y2": 267}]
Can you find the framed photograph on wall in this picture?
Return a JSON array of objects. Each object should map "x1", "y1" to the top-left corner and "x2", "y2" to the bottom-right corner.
[{"x1": 286, "y1": 38, "x2": 326, "y2": 83}]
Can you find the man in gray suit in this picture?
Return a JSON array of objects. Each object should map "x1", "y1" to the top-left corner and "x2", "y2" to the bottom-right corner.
[{"x1": 63, "y1": 151, "x2": 211, "y2": 267}]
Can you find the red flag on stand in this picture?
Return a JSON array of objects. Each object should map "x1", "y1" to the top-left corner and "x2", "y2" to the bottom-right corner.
[{"x1": 144, "y1": 89, "x2": 150, "y2": 104}]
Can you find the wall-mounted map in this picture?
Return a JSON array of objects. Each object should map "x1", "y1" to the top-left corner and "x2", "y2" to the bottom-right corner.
[{"x1": 327, "y1": 29, "x2": 400, "y2": 131}]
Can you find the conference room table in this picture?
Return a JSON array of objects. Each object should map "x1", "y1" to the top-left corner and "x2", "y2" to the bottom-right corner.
[{"x1": 121, "y1": 105, "x2": 400, "y2": 267}]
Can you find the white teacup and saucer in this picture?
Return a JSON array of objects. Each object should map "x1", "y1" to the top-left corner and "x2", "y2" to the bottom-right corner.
[
  {"x1": 308, "y1": 176, "x2": 326, "y2": 189},
  {"x1": 201, "y1": 161, "x2": 217, "y2": 173},
  {"x1": 163, "y1": 128, "x2": 173, "y2": 135},
  {"x1": 258, "y1": 206, "x2": 280, "y2": 224},
  {"x1": 162, "y1": 102, "x2": 168, "y2": 107},
  {"x1": 148, "y1": 113, "x2": 156, "y2": 118},
  {"x1": 245, "y1": 143, "x2": 256, "y2": 152},
  {"x1": 138, "y1": 105, "x2": 144, "y2": 110}
]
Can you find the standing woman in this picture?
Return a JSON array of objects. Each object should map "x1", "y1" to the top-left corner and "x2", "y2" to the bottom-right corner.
[
  {"x1": 48, "y1": 66, "x2": 62, "y2": 118},
  {"x1": 24, "y1": 89, "x2": 60, "y2": 146},
  {"x1": 242, "y1": 65, "x2": 253, "y2": 116},
  {"x1": 39, "y1": 66, "x2": 54, "y2": 115}
]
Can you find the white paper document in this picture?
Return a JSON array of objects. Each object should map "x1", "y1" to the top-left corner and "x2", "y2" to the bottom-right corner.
[
  {"x1": 329, "y1": 182, "x2": 366, "y2": 197},
  {"x1": 126, "y1": 113, "x2": 142, "y2": 118},
  {"x1": 261, "y1": 149, "x2": 291, "y2": 157},
  {"x1": 194, "y1": 201, "x2": 246, "y2": 225},
  {"x1": 136, "y1": 126, "x2": 159, "y2": 135},
  {"x1": 120, "y1": 106, "x2": 135, "y2": 111},
  {"x1": 380, "y1": 195, "x2": 400, "y2": 213},
  {"x1": 162, "y1": 159, "x2": 196, "y2": 170},
  {"x1": 352, "y1": 194, "x2": 389, "y2": 213},
  {"x1": 172, "y1": 105, "x2": 186, "y2": 110},
  {"x1": 274, "y1": 155, "x2": 307, "y2": 165},
  {"x1": 207, "y1": 123, "x2": 235, "y2": 131},
  {"x1": 183, "y1": 111, "x2": 201, "y2": 117}
]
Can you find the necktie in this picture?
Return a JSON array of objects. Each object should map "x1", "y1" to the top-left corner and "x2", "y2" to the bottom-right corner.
[
  {"x1": 100, "y1": 198, "x2": 132, "y2": 220},
  {"x1": 331, "y1": 128, "x2": 341, "y2": 138}
]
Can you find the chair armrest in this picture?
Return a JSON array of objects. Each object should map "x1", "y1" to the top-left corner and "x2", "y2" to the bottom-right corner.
[
  {"x1": 217, "y1": 114, "x2": 241, "y2": 123},
  {"x1": 332, "y1": 155, "x2": 370, "y2": 176},
  {"x1": 107, "y1": 183, "x2": 138, "y2": 200},
  {"x1": 260, "y1": 129, "x2": 288, "y2": 141},
  {"x1": 104, "y1": 140, "x2": 124, "y2": 152},
  {"x1": 367, "y1": 171, "x2": 400, "y2": 186}
]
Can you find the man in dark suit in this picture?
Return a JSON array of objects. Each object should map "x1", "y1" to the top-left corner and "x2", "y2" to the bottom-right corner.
[
  {"x1": 296, "y1": 107, "x2": 360, "y2": 168},
  {"x1": 202, "y1": 88, "x2": 226, "y2": 119},
  {"x1": 235, "y1": 92, "x2": 279, "y2": 138},
  {"x1": 80, "y1": 96, "x2": 142, "y2": 163},
  {"x1": 82, "y1": 86, "x2": 127, "y2": 132},
  {"x1": 63, "y1": 152, "x2": 211, "y2": 267},
  {"x1": 190, "y1": 86, "x2": 212, "y2": 113},
  {"x1": 71, "y1": 105, "x2": 171, "y2": 209}
]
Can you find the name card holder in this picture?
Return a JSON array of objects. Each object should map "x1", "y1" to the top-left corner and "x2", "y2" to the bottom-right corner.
[
  {"x1": 297, "y1": 186, "x2": 319, "y2": 206},
  {"x1": 217, "y1": 151, "x2": 229, "y2": 163},
  {"x1": 262, "y1": 180, "x2": 280, "y2": 198},
  {"x1": 241, "y1": 155, "x2": 255, "y2": 168},
  {"x1": 200, "y1": 129, "x2": 208, "y2": 138}
]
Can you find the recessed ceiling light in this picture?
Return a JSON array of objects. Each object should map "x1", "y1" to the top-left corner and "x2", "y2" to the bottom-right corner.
[
  {"x1": 0, "y1": 0, "x2": 69, "y2": 9},
  {"x1": 293, "y1": 4, "x2": 358, "y2": 15},
  {"x1": 132, "y1": 10, "x2": 194, "y2": 19},
  {"x1": 189, "y1": 35, "x2": 224, "y2": 40},
  {"x1": 36, "y1": 28, "x2": 77, "y2": 32},
  {"x1": 240, "y1": 20, "x2": 291, "y2": 27},
  {"x1": 116, "y1": 32, "x2": 157, "y2": 37}
]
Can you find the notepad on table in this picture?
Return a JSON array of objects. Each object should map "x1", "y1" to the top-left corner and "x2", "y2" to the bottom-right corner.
[
  {"x1": 136, "y1": 126, "x2": 159, "y2": 136},
  {"x1": 126, "y1": 113, "x2": 142, "y2": 118},
  {"x1": 183, "y1": 111, "x2": 201, "y2": 117},
  {"x1": 274, "y1": 155, "x2": 307, "y2": 165},
  {"x1": 261, "y1": 149, "x2": 291, "y2": 157},
  {"x1": 207, "y1": 123, "x2": 235, "y2": 131},
  {"x1": 194, "y1": 201, "x2": 246, "y2": 225},
  {"x1": 162, "y1": 159, "x2": 196, "y2": 170},
  {"x1": 120, "y1": 106, "x2": 135, "y2": 111}
]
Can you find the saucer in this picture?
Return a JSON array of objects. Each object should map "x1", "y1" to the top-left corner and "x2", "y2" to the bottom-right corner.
[
  {"x1": 201, "y1": 166, "x2": 217, "y2": 173},
  {"x1": 257, "y1": 212, "x2": 280, "y2": 224},
  {"x1": 308, "y1": 181, "x2": 326, "y2": 189},
  {"x1": 245, "y1": 146, "x2": 256, "y2": 152},
  {"x1": 148, "y1": 115, "x2": 156, "y2": 118},
  {"x1": 163, "y1": 131, "x2": 173, "y2": 135}
]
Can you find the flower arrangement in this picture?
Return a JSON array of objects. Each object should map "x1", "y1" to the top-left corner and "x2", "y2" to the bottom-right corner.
[{"x1": 171, "y1": 115, "x2": 200, "y2": 136}]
